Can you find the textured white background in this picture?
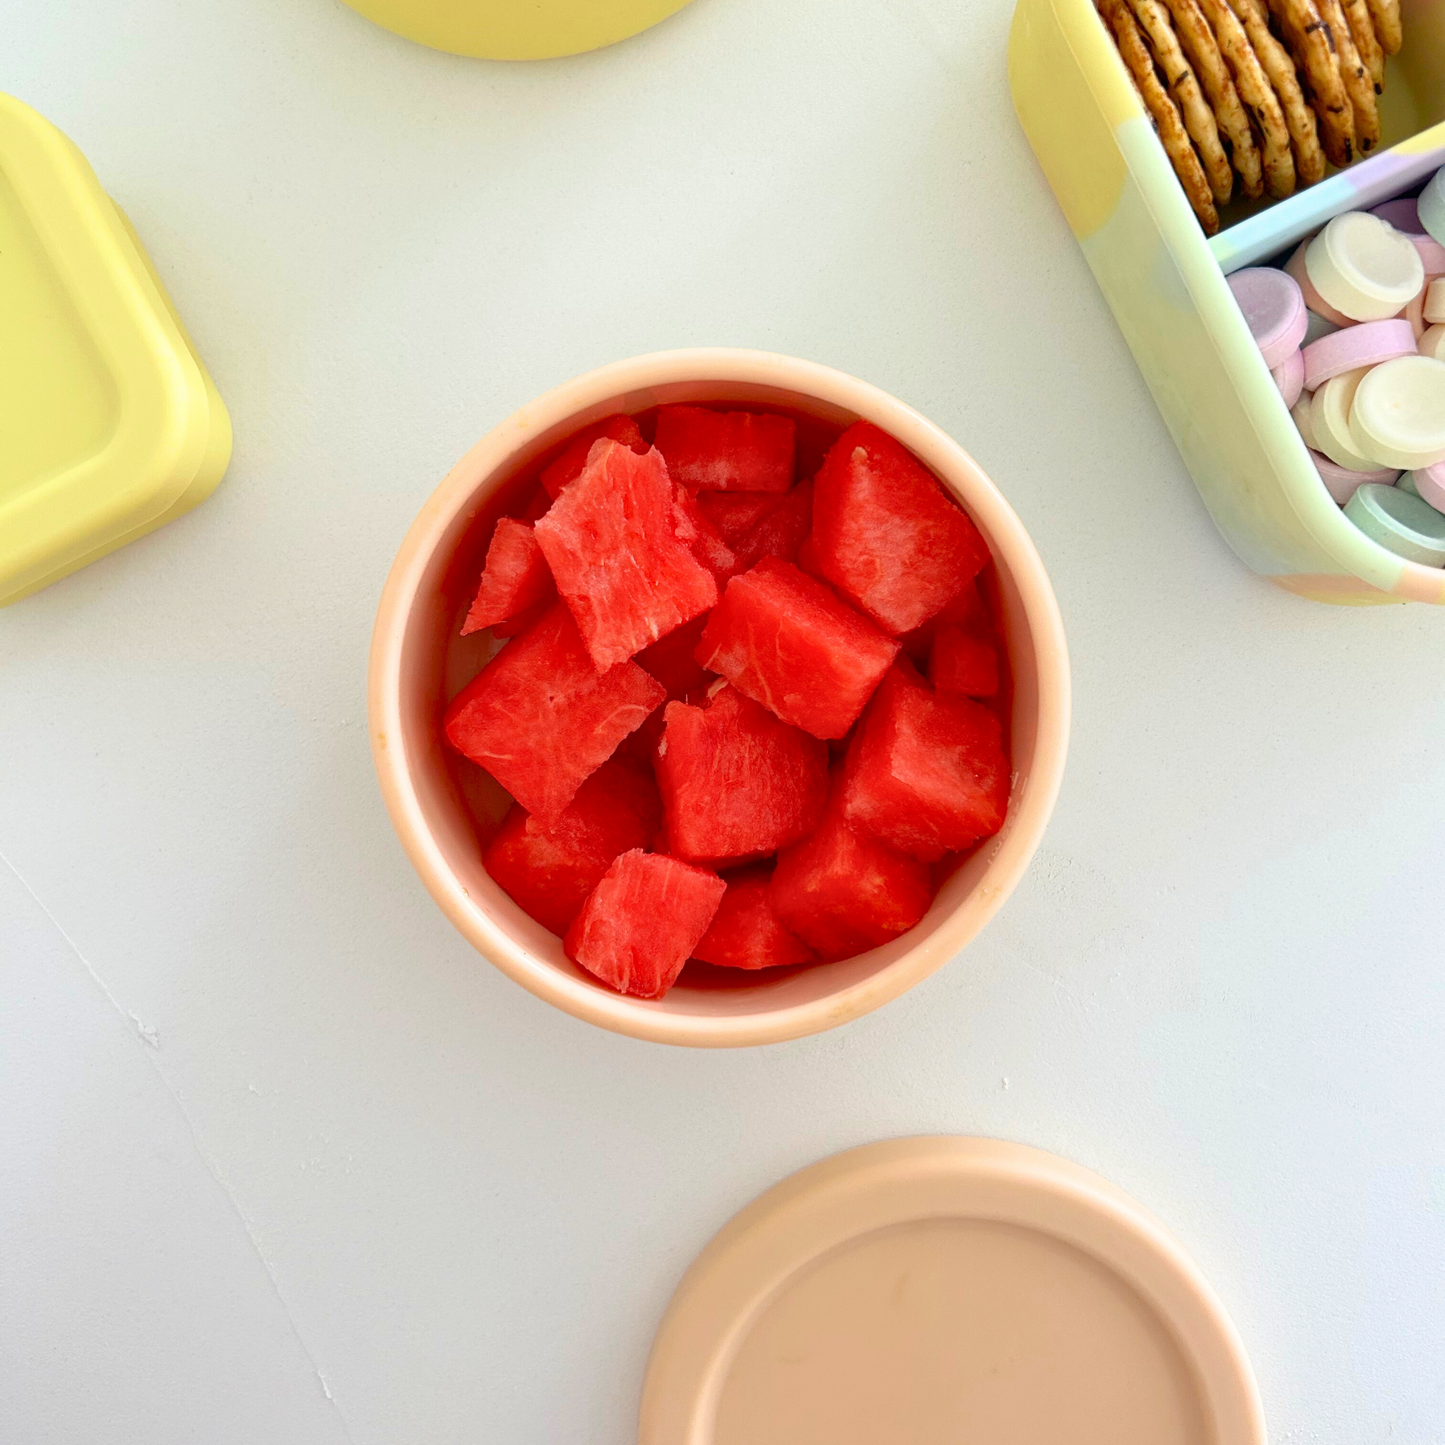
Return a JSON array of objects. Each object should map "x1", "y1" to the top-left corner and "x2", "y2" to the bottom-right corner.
[{"x1": 4, "y1": 1, "x2": 1445, "y2": 1441}]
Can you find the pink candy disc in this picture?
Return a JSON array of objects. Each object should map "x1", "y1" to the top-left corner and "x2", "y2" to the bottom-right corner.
[
  {"x1": 1415, "y1": 461, "x2": 1445, "y2": 511},
  {"x1": 1412, "y1": 233, "x2": 1445, "y2": 277},
  {"x1": 1272, "y1": 349, "x2": 1305, "y2": 408},
  {"x1": 1301, "y1": 317, "x2": 1416, "y2": 391},
  {"x1": 1310, "y1": 450, "x2": 1401, "y2": 505},
  {"x1": 1372, "y1": 198, "x2": 1421, "y2": 233},
  {"x1": 1229, "y1": 266, "x2": 1309, "y2": 368}
]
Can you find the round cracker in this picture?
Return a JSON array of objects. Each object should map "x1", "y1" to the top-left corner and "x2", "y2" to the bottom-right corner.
[
  {"x1": 1364, "y1": 0, "x2": 1401, "y2": 54},
  {"x1": 1162, "y1": 0, "x2": 1264, "y2": 197},
  {"x1": 1127, "y1": 0, "x2": 1235, "y2": 203},
  {"x1": 1197, "y1": 0, "x2": 1296, "y2": 197},
  {"x1": 1268, "y1": 0, "x2": 1356, "y2": 169},
  {"x1": 1228, "y1": 0, "x2": 1327, "y2": 185},
  {"x1": 1321, "y1": 0, "x2": 1380, "y2": 152},
  {"x1": 1342, "y1": 0, "x2": 1385, "y2": 90},
  {"x1": 1103, "y1": 0, "x2": 1220, "y2": 232}
]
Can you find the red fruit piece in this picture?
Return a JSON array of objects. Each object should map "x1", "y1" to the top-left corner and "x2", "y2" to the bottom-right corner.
[
  {"x1": 461, "y1": 518, "x2": 556, "y2": 635},
  {"x1": 535, "y1": 439, "x2": 718, "y2": 670},
  {"x1": 653, "y1": 406, "x2": 795, "y2": 492},
  {"x1": 565, "y1": 849, "x2": 726, "y2": 998},
  {"x1": 540, "y1": 413, "x2": 646, "y2": 500},
  {"x1": 656, "y1": 684, "x2": 829, "y2": 862},
  {"x1": 811, "y1": 421, "x2": 990, "y2": 634},
  {"x1": 443, "y1": 603, "x2": 664, "y2": 827},
  {"x1": 671, "y1": 485, "x2": 738, "y2": 582},
  {"x1": 491, "y1": 600, "x2": 550, "y2": 639},
  {"x1": 841, "y1": 665, "x2": 1009, "y2": 861},
  {"x1": 692, "y1": 866, "x2": 815, "y2": 969},
  {"x1": 769, "y1": 785, "x2": 931, "y2": 962},
  {"x1": 484, "y1": 757, "x2": 663, "y2": 936},
  {"x1": 696, "y1": 558, "x2": 899, "y2": 740},
  {"x1": 929, "y1": 626, "x2": 999, "y2": 698},
  {"x1": 696, "y1": 491, "x2": 779, "y2": 545}
]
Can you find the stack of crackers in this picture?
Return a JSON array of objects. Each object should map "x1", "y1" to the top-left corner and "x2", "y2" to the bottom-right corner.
[{"x1": 1099, "y1": 0, "x2": 1404, "y2": 233}]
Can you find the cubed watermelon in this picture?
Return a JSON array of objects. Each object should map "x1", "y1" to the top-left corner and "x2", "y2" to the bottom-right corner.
[
  {"x1": 841, "y1": 665, "x2": 1008, "y2": 861},
  {"x1": 811, "y1": 422, "x2": 990, "y2": 634},
  {"x1": 491, "y1": 600, "x2": 550, "y2": 639},
  {"x1": 564, "y1": 849, "x2": 726, "y2": 998},
  {"x1": 535, "y1": 439, "x2": 718, "y2": 670},
  {"x1": 461, "y1": 518, "x2": 556, "y2": 635},
  {"x1": 691, "y1": 866, "x2": 815, "y2": 969},
  {"x1": 653, "y1": 406, "x2": 795, "y2": 492},
  {"x1": 671, "y1": 485, "x2": 738, "y2": 582},
  {"x1": 696, "y1": 491, "x2": 780, "y2": 545},
  {"x1": 443, "y1": 602, "x2": 665, "y2": 827},
  {"x1": 928, "y1": 626, "x2": 999, "y2": 698},
  {"x1": 484, "y1": 756, "x2": 663, "y2": 935},
  {"x1": 540, "y1": 413, "x2": 646, "y2": 499},
  {"x1": 656, "y1": 684, "x2": 829, "y2": 862},
  {"x1": 769, "y1": 784, "x2": 931, "y2": 962},
  {"x1": 695, "y1": 558, "x2": 899, "y2": 739}
]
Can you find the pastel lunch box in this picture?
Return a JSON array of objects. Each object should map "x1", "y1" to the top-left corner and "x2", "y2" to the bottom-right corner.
[
  {"x1": 0, "y1": 94, "x2": 231, "y2": 607},
  {"x1": 1008, "y1": 0, "x2": 1445, "y2": 604}
]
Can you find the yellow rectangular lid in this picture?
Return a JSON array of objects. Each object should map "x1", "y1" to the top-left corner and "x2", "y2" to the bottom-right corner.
[{"x1": 0, "y1": 93, "x2": 231, "y2": 605}]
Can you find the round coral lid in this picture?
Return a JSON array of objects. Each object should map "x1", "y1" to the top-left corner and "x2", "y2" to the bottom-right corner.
[{"x1": 640, "y1": 1137, "x2": 1264, "y2": 1444}]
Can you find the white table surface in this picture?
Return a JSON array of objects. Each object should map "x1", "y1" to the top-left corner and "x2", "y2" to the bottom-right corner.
[{"x1": 4, "y1": 1, "x2": 1444, "y2": 1441}]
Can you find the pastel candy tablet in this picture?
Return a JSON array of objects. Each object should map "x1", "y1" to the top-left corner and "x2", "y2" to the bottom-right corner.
[
  {"x1": 1305, "y1": 213, "x2": 1424, "y2": 322},
  {"x1": 1343, "y1": 482, "x2": 1445, "y2": 565},
  {"x1": 1228, "y1": 268, "x2": 1308, "y2": 368},
  {"x1": 1420, "y1": 325, "x2": 1445, "y2": 361},
  {"x1": 1371, "y1": 198, "x2": 1421, "y2": 232},
  {"x1": 1348, "y1": 355, "x2": 1445, "y2": 470},
  {"x1": 1426, "y1": 279, "x2": 1445, "y2": 324},
  {"x1": 1291, "y1": 394, "x2": 1319, "y2": 450},
  {"x1": 1311, "y1": 451, "x2": 1399, "y2": 505},
  {"x1": 1400, "y1": 464, "x2": 1445, "y2": 512},
  {"x1": 1272, "y1": 350, "x2": 1304, "y2": 408},
  {"x1": 1301, "y1": 317, "x2": 1415, "y2": 391},
  {"x1": 1286, "y1": 241, "x2": 1354, "y2": 329},
  {"x1": 1310, "y1": 366, "x2": 1379, "y2": 473},
  {"x1": 1412, "y1": 233, "x2": 1445, "y2": 277},
  {"x1": 1419, "y1": 167, "x2": 1445, "y2": 247}
]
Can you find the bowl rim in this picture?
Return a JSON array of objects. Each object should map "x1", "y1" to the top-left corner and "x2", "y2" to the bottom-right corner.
[{"x1": 368, "y1": 347, "x2": 1071, "y2": 1046}]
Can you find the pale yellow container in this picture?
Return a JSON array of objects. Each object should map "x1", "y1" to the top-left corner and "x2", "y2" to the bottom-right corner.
[
  {"x1": 337, "y1": 0, "x2": 695, "y2": 58},
  {"x1": 1009, "y1": 0, "x2": 1445, "y2": 603},
  {"x1": 0, "y1": 94, "x2": 231, "y2": 607}
]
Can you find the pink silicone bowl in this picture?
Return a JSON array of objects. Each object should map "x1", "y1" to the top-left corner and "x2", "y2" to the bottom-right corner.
[{"x1": 368, "y1": 349, "x2": 1071, "y2": 1047}]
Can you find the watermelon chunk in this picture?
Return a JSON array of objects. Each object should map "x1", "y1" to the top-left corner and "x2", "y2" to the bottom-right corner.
[
  {"x1": 564, "y1": 849, "x2": 726, "y2": 998},
  {"x1": 461, "y1": 518, "x2": 556, "y2": 635},
  {"x1": 443, "y1": 603, "x2": 664, "y2": 826},
  {"x1": 653, "y1": 406, "x2": 795, "y2": 492},
  {"x1": 769, "y1": 784, "x2": 931, "y2": 962},
  {"x1": 535, "y1": 439, "x2": 718, "y2": 670},
  {"x1": 671, "y1": 485, "x2": 738, "y2": 582},
  {"x1": 491, "y1": 600, "x2": 550, "y2": 639},
  {"x1": 695, "y1": 558, "x2": 900, "y2": 739},
  {"x1": 540, "y1": 413, "x2": 646, "y2": 499},
  {"x1": 706, "y1": 480, "x2": 814, "y2": 575},
  {"x1": 696, "y1": 491, "x2": 780, "y2": 546},
  {"x1": 656, "y1": 684, "x2": 829, "y2": 862},
  {"x1": 691, "y1": 866, "x2": 815, "y2": 969},
  {"x1": 841, "y1": 665, "x2": 1009, "y2": 861},
  {"x1": 811, "y1": 421, "x2": 990, "y2": 634},
  {"x1": 484, "y1": 757, "x2": 662, "y2": 936},
  {"x1": 928, "y1": 626, "x2": 999, "y2": 698}
]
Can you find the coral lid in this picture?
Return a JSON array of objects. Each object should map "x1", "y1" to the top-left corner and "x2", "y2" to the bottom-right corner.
[{"x1": 641, "y1": 1137, "x2": 1264, "y2": 1443}]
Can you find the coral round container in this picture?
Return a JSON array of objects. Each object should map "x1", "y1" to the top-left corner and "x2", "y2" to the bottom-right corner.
[
  {"x1": 337, "y1": 0, "x2": 694, "y2": 58},
  {"x1": 368, "y1": 350, "x2": 1070, "y2": 1047}
]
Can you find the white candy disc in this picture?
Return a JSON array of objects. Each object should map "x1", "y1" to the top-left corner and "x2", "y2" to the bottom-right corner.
[
  {"x1": 1306, "y1": 212, "x2": 1425, "y2": 322},
  {"x1": 1348, "y1": 355, "x2": 1445, "y2": 471}
]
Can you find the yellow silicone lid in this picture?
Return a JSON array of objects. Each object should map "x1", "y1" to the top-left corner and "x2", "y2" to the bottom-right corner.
[
  {"x1": 0, "y1": 94, "x2": 231, "y2": 607},
  {"x1": 337, "y1": 0, "x2": 695, "y2": 59}
]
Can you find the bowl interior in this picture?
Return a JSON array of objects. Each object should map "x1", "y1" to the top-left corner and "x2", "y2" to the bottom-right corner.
[{"x1": 388, "y1": 372, "x2": 1059, "y2": 1039}]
